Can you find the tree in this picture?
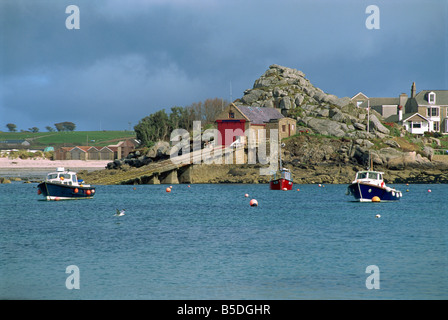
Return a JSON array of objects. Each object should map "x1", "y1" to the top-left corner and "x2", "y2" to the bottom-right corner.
[
  {"x1": 134, "y1": 110, "x2": 170, "y2": 147},
  {"x1": 134, "y1": 98, "x2": 228, "y2": 147},
  {"x1": 29, "y1": 127, "x2": 39, "y2": 133},
  {"x1": 6, "y1": 123, "x2": 17, "y2": 132},
  {"x1": 55, "y1": 121, "x2": 76, "y2": 132},
  {"x1": 63, "y1": 122, "x2": 76, "y2": 131},
  {"x1": 45, "y1": 126, "x2": 55, "y2": 132}
]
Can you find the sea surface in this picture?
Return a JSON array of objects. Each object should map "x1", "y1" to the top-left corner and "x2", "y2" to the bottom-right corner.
[{"x1": 0, "y1": 182, "x2": 446, "y2": 300}]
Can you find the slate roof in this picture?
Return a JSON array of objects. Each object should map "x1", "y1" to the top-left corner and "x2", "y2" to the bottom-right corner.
[
  {"x1": 236, "y1": 106, "x2": 284, "y2": 124},
  {"x1": 414, "y1": 90, "x2": 448, "y2": 105},
  {"x1": 359, "y1": 97, "x2": 399, "y2": 108},
  {"x1": 385, "y1": 112, "x2": 429, "y2": 123}
]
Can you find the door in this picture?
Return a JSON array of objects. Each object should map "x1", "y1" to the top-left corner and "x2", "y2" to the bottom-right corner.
[{"x1": 217, "y1": 120, "x2": 245, "y2": 146}]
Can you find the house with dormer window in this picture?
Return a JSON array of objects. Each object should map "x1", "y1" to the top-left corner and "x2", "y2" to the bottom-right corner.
[
  {"x1": 412, "y1": 89, "x2": 448, "y2": 133},
  {"x1": 361, "y1": 82, "x2": 448, "y2": 135}
]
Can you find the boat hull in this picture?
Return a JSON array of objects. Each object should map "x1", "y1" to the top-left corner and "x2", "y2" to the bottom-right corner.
[
  {"x1": 270, "y1": 178, "x2": 293, "y2": 190},
  {"x1": 347, "y1": 182, "x2": 401, "y2": 202},
  {"x1": 37, "y1": 182, "x2": 96, "y2": 201}
]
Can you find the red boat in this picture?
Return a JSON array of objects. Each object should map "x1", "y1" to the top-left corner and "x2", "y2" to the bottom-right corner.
[
  {"x1": 269, "y1": 142, "x2": 293, "y2": 190},
  {"x1": 270, "y1": 168, "x2": 293, "y2": 190}
]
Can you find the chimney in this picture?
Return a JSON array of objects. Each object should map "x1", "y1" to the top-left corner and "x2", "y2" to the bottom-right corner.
[
  {"x1": 411, "y1": 82, "x2": 416, "y2": 98},
  {"x1": 398, "y1": 105, "x2": 403, "y2": 121},
  {"x1": 399, "y1": 93, "x2": 408, "y2": 108}
]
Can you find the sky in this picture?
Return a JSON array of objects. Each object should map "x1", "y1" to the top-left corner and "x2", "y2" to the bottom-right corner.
[{"x1": 0, "y1": 0, "x2": 447, "y2": 131}]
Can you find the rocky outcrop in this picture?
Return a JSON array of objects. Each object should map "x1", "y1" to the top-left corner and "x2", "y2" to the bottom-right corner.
[
  {"x1": 106, "y1": 140, "x2": 171, "y2": 169},
  {"x1": 235, "y1": 64, "x2": 394, "y2": 140},
  {"x1": 0, "y1": 177, "x2": 11, "y2": 184},
  {"x1": 237, "y1": 64, "x2": 351, "y2": 112},
  {"x1": 234, "y1": 64, "x2": 442, "y2": 173}
]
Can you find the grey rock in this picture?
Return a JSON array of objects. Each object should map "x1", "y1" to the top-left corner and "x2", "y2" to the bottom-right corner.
[
  {"x1": 280, "y1": 96, "x2": 292, "y2": 110},
  {"x1": 422, "y1": 146, "x2": 434, "y2": 161},
  {"x1": 369, "y1": 114, "x2": 390, "y2": 134},
  {"x1": 353, "y1": 122, "x2": 366, "y2": 131},
  {"x1": 294, "y1": 93, "x2": 304, "y2": 106},
  {"x1": 241, "y1": 89, "x2": 264, "y2": 104},
  {"x1": 306, "y1": 118, "x2": 347, "y2": 137}
]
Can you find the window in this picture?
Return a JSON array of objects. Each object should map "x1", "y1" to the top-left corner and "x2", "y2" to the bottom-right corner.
[
  {"x1": 412, "y1": 122, "x2": 421, "y2": 128},
  {"x1": 368, "y1": 172, "x2": 378, "y2": 180},
  {"x1": 433, "y1": 121, "x2": 440, "y2": 131},
  {"x1": 282, "y1": 125, "x2": 286, "y2": 132},
  {"x1": 357, "y1": 172, "x2": 367, "y2": 179},
  {"x1": 427, "y1": 107, "x2": 439, "y2": 117},
  {"x1": 228, "y1": 112, "x2": 234, "y2": 119},
  {"x1": 428, "y1": 92, "x2": 436, "y2": 104}
]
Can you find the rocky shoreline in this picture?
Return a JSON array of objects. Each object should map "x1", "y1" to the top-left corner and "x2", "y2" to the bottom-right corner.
[{"x1": 79, "y1": 132, "x2": 448, "y2": 185}]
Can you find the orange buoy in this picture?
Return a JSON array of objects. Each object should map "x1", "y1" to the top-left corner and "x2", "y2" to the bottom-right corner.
[
  {"x1": 86, "y1": 189, "x2": 91, "y2": 195},
  {"x1": 74, "y1": 188, "x2": 79, "y2": 193},
  {"x1": 296, "y1": 188, "x2": 300, "y2": 191},
  {"x1": 249, "y1": 199, "x2": 258, "y2": 207},
  {"x1": 188, "y1": 185, "x2": 191, "y2": 188},
  {"x1": 166, "y1": 187, "x2": 171, "y2": 193},
  {"x1": 372, "y1": 196, "x2": 381, "y2": 202}
]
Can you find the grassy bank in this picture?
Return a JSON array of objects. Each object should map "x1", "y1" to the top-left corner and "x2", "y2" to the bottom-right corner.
[{"x1": 0, "y1": 131, "x2": 136, "y2": 149}]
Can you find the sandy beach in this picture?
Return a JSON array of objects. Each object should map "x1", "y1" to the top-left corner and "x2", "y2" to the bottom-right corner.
[{"x1": 0, "y1": 157, "x2": 109, "y2": 179}]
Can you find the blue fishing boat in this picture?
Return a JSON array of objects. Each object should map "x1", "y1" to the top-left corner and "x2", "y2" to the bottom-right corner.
[
  {"x1": 346, "y1": 170, "x2": 402, "y2": 202},
  {"x1": 37, "y1": 167, "x2": 96, "y2": 201}
]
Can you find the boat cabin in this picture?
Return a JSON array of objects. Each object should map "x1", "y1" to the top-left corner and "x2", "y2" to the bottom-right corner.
[
  {"x1": 45, "y1": 167, "x2": 80, "y2": 186},
  {"x1": 353, "y1": 170, "x2": 384, "y2": 186},
  {"x1": 272, "y1": 168, "x2": 292, "y2": 181}
]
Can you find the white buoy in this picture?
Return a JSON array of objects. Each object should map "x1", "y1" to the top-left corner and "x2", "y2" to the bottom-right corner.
[{"x1": 375, "y1": 214, "x2": 381, "y2": 218}]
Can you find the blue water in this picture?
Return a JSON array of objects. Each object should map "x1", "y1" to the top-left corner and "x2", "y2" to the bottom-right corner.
[{"x1": 0, "y1": 182, "x2": 446, "y2": 299}]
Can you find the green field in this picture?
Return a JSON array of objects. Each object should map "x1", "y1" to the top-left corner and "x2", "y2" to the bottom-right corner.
[{"x1": 0, "y1": 131, "x2": 136, "y2": 149}]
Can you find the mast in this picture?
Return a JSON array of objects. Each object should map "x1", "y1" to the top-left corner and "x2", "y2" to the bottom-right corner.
[
  {"x1": 367, "y1": 99, "x2": 370, "y2": 133},
  {"x1": 279, "y1": 142, "x2": 283, "y2": 170}
]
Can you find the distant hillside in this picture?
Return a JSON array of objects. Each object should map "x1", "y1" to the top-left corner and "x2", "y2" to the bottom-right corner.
[{"x1": 0, "y1": 131, "x2": 136, "y2": 149}]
